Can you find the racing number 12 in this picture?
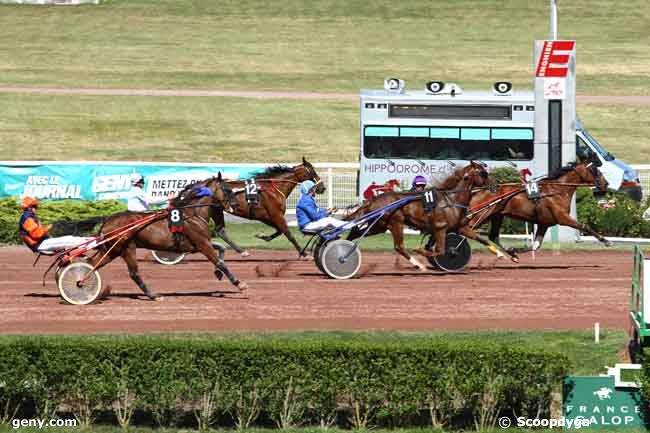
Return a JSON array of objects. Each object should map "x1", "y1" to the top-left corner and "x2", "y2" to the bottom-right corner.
[{"x1": 245, "y1": 180, "x2": 257, "y2": 195}]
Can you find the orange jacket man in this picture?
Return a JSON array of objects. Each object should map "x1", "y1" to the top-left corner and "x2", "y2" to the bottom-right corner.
[
  {"x1": 18, "y1": 197, "x2": 94, "y2": 253},
  {"x1": 18, "y1": 197, "x2": 51, "y2": 251}
]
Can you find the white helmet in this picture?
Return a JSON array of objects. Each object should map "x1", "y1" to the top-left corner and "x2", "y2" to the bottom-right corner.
[{"x1": 131, "y1": 174, "x2": 144, "y2": 186}]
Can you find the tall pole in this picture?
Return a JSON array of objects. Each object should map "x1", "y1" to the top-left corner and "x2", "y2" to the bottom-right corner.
[{"x1": 549, "y1": 0, "x2": 558, "y2": 40}]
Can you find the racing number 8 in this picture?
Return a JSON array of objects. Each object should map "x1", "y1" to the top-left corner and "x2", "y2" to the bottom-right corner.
[{"x1": 170, "y1": 209, "x2": 182, "y2": 223}]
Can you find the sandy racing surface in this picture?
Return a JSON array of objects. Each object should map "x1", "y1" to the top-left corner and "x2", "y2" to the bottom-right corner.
[{"x1": 0, "y1": 246, "x2": 632, "y2": 334}]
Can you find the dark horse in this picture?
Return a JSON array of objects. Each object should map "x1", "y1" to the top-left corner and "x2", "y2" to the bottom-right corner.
[
  {"x1": 88, "y1": 174, "x2": 246, "y2": 300},
  {"x1": 345, "y1": 162, "x2": 501, "y2": 270},
  {"x1": 468, "y1": 158, "x2": 611, "y2": 258},
  {"x1": 211, "y1": 157, "x2": 325, "y2": 256}
]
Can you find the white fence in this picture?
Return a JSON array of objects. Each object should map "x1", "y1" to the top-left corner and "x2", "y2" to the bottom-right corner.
[
  {"x1": 298, "y1": 163, "x2": 650, "y2": 213},
  {"x1": 633, "y1": 165, "x2": 650, "y2": 202},
  {"x1": 286, "y1": 163, "x2": 359, "y2": 212}
]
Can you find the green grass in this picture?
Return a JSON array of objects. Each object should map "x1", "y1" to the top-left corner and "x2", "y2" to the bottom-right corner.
[
  {"x1": 0, "y1": 93, "x2": 648, "y2": 163},
  {"x1": 0, "y1": 0, "x2": 649, "y2": 95},
  {"x1": 0, "y1": 94, "x2": 357, "y2": 162}
]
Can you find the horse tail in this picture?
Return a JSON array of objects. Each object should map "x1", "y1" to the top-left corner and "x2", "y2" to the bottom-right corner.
[{"x1": 49, "y1": 216, "x2": 106, "y2": 237}]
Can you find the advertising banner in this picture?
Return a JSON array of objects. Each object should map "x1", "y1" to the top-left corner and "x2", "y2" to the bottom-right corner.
[{"x1": 0, "y1": 162, "x2": 264, "y2": 203}]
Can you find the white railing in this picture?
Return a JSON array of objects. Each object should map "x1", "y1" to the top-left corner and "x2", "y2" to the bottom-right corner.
[
  {"x1": 287, "y1": 163, "x2": 360, "y2": 212},
  {"x1": 632, "y1": 165, "x2": 650, "y2": 201}
]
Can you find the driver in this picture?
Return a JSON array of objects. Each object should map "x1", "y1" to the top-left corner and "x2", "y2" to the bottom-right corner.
[
  {"x1": 127, "y1": 174, "x2": 171, "y2": 212},
  {"x1": 296, "y1": 180, "x2": 346, "y2": 232},
  {"x1": 410, "y1": 175, "x2": 428, "y2": 192},
  {"x1": 18, "y1": 196, "x2": 95, "y2": 253}
]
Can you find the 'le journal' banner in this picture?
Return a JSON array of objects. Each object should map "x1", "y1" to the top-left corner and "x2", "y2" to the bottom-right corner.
[{"x1": 0, "y1": 162, "x2": 264, "y2": 203}]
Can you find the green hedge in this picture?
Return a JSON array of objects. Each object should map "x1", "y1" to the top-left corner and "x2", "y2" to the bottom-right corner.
[
  {"x1": 577, "y1": 188, "x2": 650, "y2": 238},
  {"x1": 0, "y1": 198, "x2": 125, "y2": 244},
  {"x1": 0, "y1": 336, "x2": 568, "y2": 430}
]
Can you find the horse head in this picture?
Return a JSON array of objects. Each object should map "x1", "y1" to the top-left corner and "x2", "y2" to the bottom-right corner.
[
  {"x1": 577, "y1": 156, "x2": 609, "y2": 192},
  {"x1": 205, "y1": 172, "x2": 234, "y2": 212},
  {"x1": 295, "y1": 156, "x2": 326, "y2": 194},
  {"x1": 463, "y1": 161, "x2": 490, "y2": 189}
]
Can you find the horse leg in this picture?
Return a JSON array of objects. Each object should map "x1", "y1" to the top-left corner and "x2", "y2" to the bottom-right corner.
[
  {"x1": 211, "y1": 208, "x2": 249, "y2": 257},
  {"x1": 256, "y1": 230, "x2": 283, "y2": 242},
  {"x1": 389, "y1": 222, "x2": 427, "y2": 271},
  {"x1": 122, "y1": 242, "x2": 162, "y2": 300},
  {"x1": 488, "y1": 214, "x2": 510, "y2": 252},
  {"x1": 458, "y1": 225, "x2": 515, "y2": 262},
  {"x1": 509, "y1": 225, "x2": 549, "y2": 254},
  {"x1": 551, "y1": 213, "x2": 612, "y2": 246},
  {"x1": 216, "y1": 227, "x2": 250, "y2": 257},
  {"x1": 264, "y1": 215, "x2": 304, "y2": 256},
  {"x1": 210, "y1": 242, "x2": 248, "y2": 291}
]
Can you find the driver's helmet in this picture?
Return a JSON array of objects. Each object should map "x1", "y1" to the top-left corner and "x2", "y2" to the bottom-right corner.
[
  {"x1": 412, "y1": 175, "x2": 427, "y2": 188},
  {"x1": 20, "y1": 196, "x2": 40, "y2": 210},
  {"x1": 131, "y1": 174, "x2": 145, "y2": 186},
  {"x1": 300, "y1": 180, "x2": 316, "y2": 195}
]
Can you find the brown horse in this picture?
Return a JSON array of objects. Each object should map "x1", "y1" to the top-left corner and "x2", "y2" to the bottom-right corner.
[
  {"x1": 467, "y1": 158, "x2": 611, "y2": 257},
  {"x1": 346, "y1": 162, "x2": 500, "y2": 270},
  {"x1": 212, "y1": 157, "x2": 325, "y2": 256},
  {"x1": 88, "y1": 174, "x2": 246, "y2": 300}
]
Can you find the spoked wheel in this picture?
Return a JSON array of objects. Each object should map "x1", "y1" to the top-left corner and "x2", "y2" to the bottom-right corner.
[
  {"x1": 425, "y1": 232, "x2": 472, "y2": 272},
  {"x1": 57, "y1": 262, "x2": 103, "y2": 305},
  {"x1": 152, "y1": 250, "x2": 186, "y2": 265},
  {"x1": 320, "y1": 239, "x2": 362, "y2": 280}
]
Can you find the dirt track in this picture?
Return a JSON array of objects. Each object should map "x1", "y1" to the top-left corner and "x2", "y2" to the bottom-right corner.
[{"x1": 0, "y1": 246, "x2": 634, "y2": 334}]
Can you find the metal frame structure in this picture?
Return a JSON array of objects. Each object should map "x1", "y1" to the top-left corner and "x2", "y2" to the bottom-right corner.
[{"x1": 629, "y1": 245, "x2": 649, "y2": 349}]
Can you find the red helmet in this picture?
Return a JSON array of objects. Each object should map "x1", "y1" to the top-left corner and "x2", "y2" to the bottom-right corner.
[{"x1": 20, "y1": 196, "x2": 40, "y2": 210}]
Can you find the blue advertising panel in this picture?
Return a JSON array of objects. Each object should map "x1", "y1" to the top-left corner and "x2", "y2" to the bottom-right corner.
[{"x1": 0, "y1": 162, "x2": 266, "y2": 203}]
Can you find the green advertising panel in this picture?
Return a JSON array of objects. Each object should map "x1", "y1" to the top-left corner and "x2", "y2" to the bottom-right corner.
[{"x1": 563, "y1": 376, "x2": 645, "y2": 429}]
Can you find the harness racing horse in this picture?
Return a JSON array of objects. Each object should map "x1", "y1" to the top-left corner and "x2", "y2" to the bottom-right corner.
[
  {"x1": 87, "y1": 174, "x2": 246, "y2": 300},
  {"x1": 467, "y1": 158, "x2": 611, "y2": 258},
  {"x1": 212, "y1": 157, "x2": 325, "y2": 256},
  {"x1": 345, "y1": 162, "x2": 506, "y2": 270}
]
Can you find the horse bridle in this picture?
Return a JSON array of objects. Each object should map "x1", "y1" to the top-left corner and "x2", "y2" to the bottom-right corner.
[{"x1": 585, "y1": 161, "x2": 608, "y2": 192}]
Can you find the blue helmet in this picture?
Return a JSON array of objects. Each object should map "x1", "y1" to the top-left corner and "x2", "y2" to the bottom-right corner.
[
  {"x1": 191, "y1": 185, "x2": 213, "y2": 198},
  {"x1": 300, "y1": 180, "x2": 316, "y2": 195}
]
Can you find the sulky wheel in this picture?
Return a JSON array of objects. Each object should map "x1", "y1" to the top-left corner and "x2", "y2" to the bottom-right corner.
[
  {"x1": 426, "y1": 232, "x2": 472, "y2": 272},
  {"x1": 320, "y1": 239, "x2": 362, "y2": 280},
  {"x1": 313, "y1": 237, "x2": 327, "y2": 274},
  {"x1": 152, "y1": 250, "x2": 186, "y2": 265},
  {"x1": 57, "y1": 262, "x2": 103, "y2": 305}
]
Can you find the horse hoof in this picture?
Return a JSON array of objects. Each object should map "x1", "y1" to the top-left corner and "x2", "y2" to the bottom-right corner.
[
  {"x1": 240, "y1": 250, "x2": 251, "y2": 257},
  {"x1": 300, "y1": 254, "x2": 313, "y2": 261},
  {"x1": 510, "y1": 256, "x2": 519, "y2": 263},
  {"x1": 255, "y1": 233, "x2": 269, "y2": 241},
  {"x1": 605, "y1": 241, "x2": 613, "y2": 247},
  {"x1": 238, "y1": 282, "x2": 249, "y2": 292},
  {"x1": 148, "y1": 294, "x2": 164, "y2": 301},
  {"x1": 214, "y1": 269, "x2": 224, "y2": 281}
]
